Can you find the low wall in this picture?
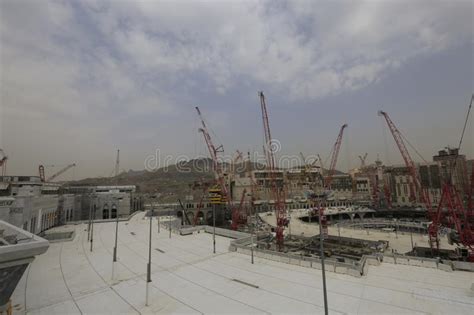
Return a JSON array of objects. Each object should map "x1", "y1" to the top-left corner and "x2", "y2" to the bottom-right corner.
[
  {"x1": 229, "y1": 237, "x2": 363, "y2": 277},
  {"x1": 452, "y1": 261, "x2": 474, "y2": 272},
  {"x1": 229, "y1": 235, "x2": 473, "y2": 277},
  {"x1": 382, "y1": 254, "x2": 460, "y2": 272},
  {"x1": 204, "y1": 226, "x2": 250, "y2": 239}
]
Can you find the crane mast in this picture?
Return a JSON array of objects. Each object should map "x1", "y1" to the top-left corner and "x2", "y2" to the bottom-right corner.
[
  {"x1": 378, "y1": 111, "x2": 428, "y2": 205},
  {"x1": 0, "y1": 149, "x2": 8, "y2": 177},
  {"x1": 195, "y1": 107, "x2": 242, "y2": 229},
  {"x1": 325, "y1": 124, "x2": 347, "y2": 190},
  {"x1": 258, "y1": 92, "x2": 287, "y2": 250}
]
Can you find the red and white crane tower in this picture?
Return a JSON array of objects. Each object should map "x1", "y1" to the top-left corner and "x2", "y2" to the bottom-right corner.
[
  {"x1": 259, "y1": 92, "x2": 287, "y2": 250},
  {"x1": 324, "y1": 124, "x2": 347, "y2": 191},
  {"x1": 379, "y1": 108, "x2": 473, "y2": 260}
]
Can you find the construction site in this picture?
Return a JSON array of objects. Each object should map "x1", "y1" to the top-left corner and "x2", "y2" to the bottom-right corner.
[
  {"x1": 1, "y1": 92, "x2": 473, "y2": 314},
  {"x1": 1, "y1": 1, "x2": 474, "y2": 313},
  {"x1": 175, "y1": 92, "x2": 474, "y2": 266}
]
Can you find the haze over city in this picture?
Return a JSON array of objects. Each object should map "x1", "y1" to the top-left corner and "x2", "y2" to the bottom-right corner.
[{"x1": 1, "y1": 0, "x2": 473, "y2": 179}]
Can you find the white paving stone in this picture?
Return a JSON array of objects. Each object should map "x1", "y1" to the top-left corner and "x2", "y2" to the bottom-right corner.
[{"x1": 12, "y1": 212, "x2": 474, "y2": 314}]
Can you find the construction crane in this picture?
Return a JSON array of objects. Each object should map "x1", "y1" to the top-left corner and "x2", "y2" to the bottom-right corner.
[
  {"x1": 379, "y1": 111, "x2": 439, "y2": 249},
  {"x1": 259, "y1": 91, "x2": 287, "y2": 250},
  {"x1": 428, "y1": 95, "x2": 474, "y2": 260},
  {"x1": 195, "y1": 107, "x2": 244, "y2": 230},
  {"x1": 378, "y1": 111, "x2": 430, "y2": 206},
  {"x1": 358, "y1": 153, "x2": 368, "y2": 169},
  {"x1": 324, "y1": 124, "x2": 347, "y2": 190},
  {"x1": 39, "y1": 163, "x2": 76, "y2": 182},
  {"x1": 0, "y1": 149, "x2": 7, "y2": 176},
  {"x1": 300, "y1": 152, "x2": 318, "y2": 172},
  {"x1": 177, "y1": 199, "x2": 192, "y2": 225},
  {"x1": 115, "y1": 149, "x2": 120, "y2": 179}
]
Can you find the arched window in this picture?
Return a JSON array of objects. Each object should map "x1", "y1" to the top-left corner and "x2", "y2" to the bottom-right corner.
[
  {"x1": 103, "y1": 204, "x2": 109, "y2": 219},
  {"x1": 111, "y1": 205, "x2": 117, "y2": 219}
]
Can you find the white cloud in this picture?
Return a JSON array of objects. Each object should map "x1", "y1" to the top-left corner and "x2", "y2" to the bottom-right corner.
[{"x1": 0, "y1": 0, "x2": 472, "y2": 176}]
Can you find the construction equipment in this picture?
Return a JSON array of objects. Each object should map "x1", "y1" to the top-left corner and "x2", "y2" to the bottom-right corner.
[
  {"x1": 358, "y1": 153, "x2": 368, "y2": 169},
  {"x1": 258, "y1": 91, "x2": 287, "y2": 250},
  {"x1": 378, "y1": 111, "x2": 432, "y2": 203},
  {"x1": 195, "y1": 107, "x2": 244, "y2": 230},
  {"x1": 39, "y1": 163, "x2": 76, "y2": 182},
  {"x1": 324, "y1": 124, "x2": 347, "y2": 190},
  {"x1": 300, "y1": 152, "x2": 318, "y2": 172},
  {"x1": 177, "y1": 199, "x2": 192, "y2": 225},
  {"x1": 378, "y1": 111, "x2": 429, "y2": 206},
  {"x1": 427, "y1": 95, "x2": 474, "y2": 260},
  {"x1": 0, "y1": 149, "x2": 7, "y2": 176}
]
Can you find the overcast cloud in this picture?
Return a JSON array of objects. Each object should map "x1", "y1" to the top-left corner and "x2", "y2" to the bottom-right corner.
[{"x1": 0, "y1": 0, "x2": 473, "y2": 179}]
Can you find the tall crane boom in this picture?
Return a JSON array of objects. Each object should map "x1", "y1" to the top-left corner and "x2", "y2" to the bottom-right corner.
[
  {"x1": 325, "y1": 124, "x2": 347, "y2": 189},
  {"x1": 0, "y1": 149, "x2": 7, "y2": 176},
  {"x1": 46, "y1": 163, "x2": 76, "y2": 182},
  {"x1": 259, "y1": 92, "x2": 287, "y2": 250},
  {"x1": 378, "y1": 111, "x2": 424, "y2": 204},
  {"x1": 195, "y1": 107, "x2": 239, "y2": 228}
]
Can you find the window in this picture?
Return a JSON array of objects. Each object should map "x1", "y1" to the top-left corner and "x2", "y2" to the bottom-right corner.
[
  {"x1": 103, "y1": 208, "x2": 109, "y2": 219},
  {"x1": 111, "y1": 207, "x2": 117, "y2": 219}
]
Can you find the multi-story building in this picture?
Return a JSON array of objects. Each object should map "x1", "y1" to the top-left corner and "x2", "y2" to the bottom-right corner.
[
  {"x1": 433, "y1": 148, "x2": 468, "y2": 193},
  {"x1": 64, "y1": 185, "x2": 142, "y2": 220},
  {"x1": 0, "y1": 176, "x2": 72, "y2": 234}
]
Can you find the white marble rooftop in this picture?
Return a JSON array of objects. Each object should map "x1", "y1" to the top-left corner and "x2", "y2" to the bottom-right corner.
[{"x1": 11, "y1": 212, "x2": 474, "y2": 314}]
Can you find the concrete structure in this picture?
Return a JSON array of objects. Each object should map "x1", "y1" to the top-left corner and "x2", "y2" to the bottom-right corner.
[
  {"x1": 433, "y1": 147, "x2": 469, "y2": 193},
  {"x1": 10, "y1": 212, "x2": 474, "y2": 314},
  {"x1": 0, "y1": 220, "x2": 49, "y2": 313},
  {"x1": 0, "y1": 176, "x2": 62, "y2": 234},
  {"x1": 64, "y1": 185, "x2": 143, "y2": 220}
]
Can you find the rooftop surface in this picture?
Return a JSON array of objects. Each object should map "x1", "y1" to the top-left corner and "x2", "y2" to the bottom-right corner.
[{"x1": 11, "y1": 212, "x2": 474, "y2": 314}]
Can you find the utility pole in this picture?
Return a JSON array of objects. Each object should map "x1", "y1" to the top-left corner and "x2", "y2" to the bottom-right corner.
[
  {"x1": 87, "y1": 198, "x2": 92, "y2": 241},
  {"x1": 112, "y1": 149, "x2": 120, "y2": 280},
  {"x1": 90, "y1": 196, "x2": 95, "y2": 252},
  {"x1": 213, "y1": 204, "x2": 216, "y2": 254},
  {"x1": 169, "y1": 208, "x2": 172, "y2": 239},
  {"x1": 146, "y1": 199, "x2": 153, "y2": 306},
  {"x1": 318, "y1": 206, "x2": 329, "y2": 315}
]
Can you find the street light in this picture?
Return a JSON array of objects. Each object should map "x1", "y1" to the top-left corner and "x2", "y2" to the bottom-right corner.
[
  {"x1": 317, "y1": 205, "x2": 328, "y2": 315},
  {"x1": 90, "y1": 195, "x2": 96, "y2": 252},
  {"x1": 146, "y1": 195, "x2": 156, "y2": 306},
  {"x1": 87, "y1": 196, "x2": 92, "y2": 241},
  {"x1": 112, "y1": 197, "x2": 120, "y2": 280}
]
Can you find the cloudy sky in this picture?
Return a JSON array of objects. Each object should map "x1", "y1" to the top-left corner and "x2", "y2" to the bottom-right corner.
[{"x1": 1, "y1": 0, "x2": 473, "y2": 179}]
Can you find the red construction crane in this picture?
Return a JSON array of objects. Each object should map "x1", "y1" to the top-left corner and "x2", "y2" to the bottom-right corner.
[
  {"x1": 428, "y1": 95, "x2": 474, "y2": 260},
  {"x1": 378, "y1": 111, "x2": 430, "y2": 207},
  {"x1": 195, "y1": 107, "x2": 244, "y2": 230},
  {"x1": 259, "y1": 92, "x2": 287, "y2": 250},
  {"x1": 379, "y1": 111, "x2": 439, "y2": 249},
  {"x1": 324, "y1": 124, "x2": 347, "y2": 190}
]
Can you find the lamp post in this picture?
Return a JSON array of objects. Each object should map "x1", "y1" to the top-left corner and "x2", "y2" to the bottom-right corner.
[
  {"x1": 90, "y1": 195, "x2": 96, "y2": 252},
  {"x1": 146, "y1": 196, "x2": 155, "y2": 306},
  {"x1": 212, "y1": 204, "x2": 216, "y2": 254},
  {"x1": 318, "y1": 205, "x2": 328, "y2": 315},
  {"x1": 112, "y1": 197, "x2": 120, "y2": 280},
  {"x1": 169, "y1": 208, "x2": 172, "y2": 239},
  {"x1": 87, "y1": 196, "x2": 92, "y2": 241}
]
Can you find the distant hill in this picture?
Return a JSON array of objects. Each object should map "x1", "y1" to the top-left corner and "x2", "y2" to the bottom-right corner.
[
  {"x1": 66, "y1": 158, "x2": 263, "y2": 201},
  {"x1": 66, "y1": 158, "x2": 345, "y2": 202}
]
